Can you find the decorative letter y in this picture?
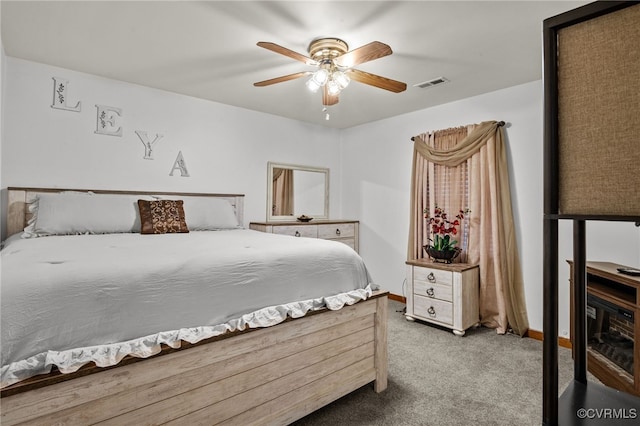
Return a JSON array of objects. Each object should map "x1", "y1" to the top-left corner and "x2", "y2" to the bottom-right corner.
[{"x1": 135, "y1": 130, "x2": 164, "y2": 160}]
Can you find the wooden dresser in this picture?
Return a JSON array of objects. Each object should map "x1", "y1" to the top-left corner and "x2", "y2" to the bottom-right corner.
[
  {"x1": 405, "y1": 259, "x2": 479, "y2": 336},
  {"x1": 249, "y1": 220, "x2": 359, "y2": 253}
]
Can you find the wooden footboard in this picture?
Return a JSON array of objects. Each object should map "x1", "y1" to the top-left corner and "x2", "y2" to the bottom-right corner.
[{"x1": 1, "y1": 293, "x2": 388, "y2": 425}]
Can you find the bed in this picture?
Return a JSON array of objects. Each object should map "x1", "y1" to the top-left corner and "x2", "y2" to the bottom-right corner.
[{"x1": 0, "y1": 187, "x2": 388, "y2": 425}]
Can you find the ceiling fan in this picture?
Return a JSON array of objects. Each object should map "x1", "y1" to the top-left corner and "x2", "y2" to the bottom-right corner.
[{"x1": 253, "y1": 37, "x2": 407, "y2": 107}]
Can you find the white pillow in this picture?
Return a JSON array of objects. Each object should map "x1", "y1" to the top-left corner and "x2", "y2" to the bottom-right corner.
[
  {"x1": 154, "y1": 196, "x2": 241, "y2": 230},
  {"x1": 22, "y1": 192, "x2": 154, "y2": 238}
]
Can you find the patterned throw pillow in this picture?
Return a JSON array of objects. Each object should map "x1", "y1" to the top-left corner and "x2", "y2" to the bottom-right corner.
[{"x1": 138, "y1": 199, "x2": 189, "y2": 234}]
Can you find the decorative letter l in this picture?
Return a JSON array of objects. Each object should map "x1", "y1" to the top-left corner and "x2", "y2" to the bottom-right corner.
[{"x1": 51, "y1": 77, "x2": 81, "y2": 112}]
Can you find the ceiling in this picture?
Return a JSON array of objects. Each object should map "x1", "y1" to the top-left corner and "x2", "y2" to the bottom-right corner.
[{"x1": 1, "y1": 1, "x2": 588, "y2": 129}]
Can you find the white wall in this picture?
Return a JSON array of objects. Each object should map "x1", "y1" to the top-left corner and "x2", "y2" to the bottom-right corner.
[
  {"x1": 0, "y1": 57, "x2": 342, "y2": 238},
  {"x1": 339, "y1": 80, "x2": 640, "y2": 336},
  {"x1": 1, "y1": 37, "x2": 5, "y2": 232},
  {"x1": 2, "y1": 57, "x2": 638, "y2": 336}
]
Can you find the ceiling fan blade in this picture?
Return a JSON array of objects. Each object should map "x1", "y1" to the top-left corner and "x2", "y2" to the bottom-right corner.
[
  {"x1": 334, "y1": 41, "x2": 392, "y2": 68},
  {"x1": 254, "y1": 71, "x2": 311, "y2": 87},
  {"x1": 257, "y1": 42, "x2": 316, "y2": 65},
  {"x1": 347, "y1": 69, "x2": 407, "y2": 93},
  {"x1": 322, "y1": 86, "x2": 339, "y2": 106}
]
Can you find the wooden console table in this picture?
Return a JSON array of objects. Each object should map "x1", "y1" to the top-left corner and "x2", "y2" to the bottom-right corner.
[{"x1": 568, "y1": 261, "x2": 640, "y2": 397}]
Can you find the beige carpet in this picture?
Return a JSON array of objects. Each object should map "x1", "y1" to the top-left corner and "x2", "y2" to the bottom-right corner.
[{"x1": 292, "y1": 299, "x2": 577, "y2": 426}]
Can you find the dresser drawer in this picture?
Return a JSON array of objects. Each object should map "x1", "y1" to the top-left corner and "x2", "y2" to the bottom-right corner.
[
  {"x1": 272, "y1": 225, "x2": 318, "y2": 238},
  {"x1": 250, "y1": 221, "x2": 359, "y2": 253},
  {"x1": 414, "y1": 280, "x2": 453, "y2": 302},
  {"x1": 414, "y1": 267, "x2": 453, "y2": 286},
  {"x1": 318, "y1": 223, "x2": 355, "y2": 240},
  {"x1": 414, "y1": 294, "x2": 453, "y2": 326},
  {"x1": 331, "y1": 237, "x2": 356, "y2": 250}
]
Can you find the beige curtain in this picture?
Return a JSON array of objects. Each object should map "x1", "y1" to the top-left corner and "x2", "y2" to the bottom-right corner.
[
  {"x1": 408, "y1": 120, "x2": 529, "y2": 336},
  {"x1": 272, "y1": 168, "x2": 294, "y2": 216},
  {"x1": 408, "y1": 126, "x2": 470, "y2": 262}
]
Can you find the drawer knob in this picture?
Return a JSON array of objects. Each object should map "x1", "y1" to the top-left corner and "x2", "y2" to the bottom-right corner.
[
  {"x1": 335, "y1": 228, "x2": 341, "y2": 236},
  {"x1": 426, "y1": 287, "x2": 435, "y2": 297},
  {"x1": 427, "y1": 272, "x2": 436, "y2": 282},
  {"x1": 295, "y1": 231, "x2": 301, "y2": 237},
  {"x1": 427, "y1": 306, "x2": 436, "y2": 317}
]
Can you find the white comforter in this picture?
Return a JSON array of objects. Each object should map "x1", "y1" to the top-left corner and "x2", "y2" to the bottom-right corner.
[{"x1": 0, "y1": 229, "x2": 373, "y2": 388}]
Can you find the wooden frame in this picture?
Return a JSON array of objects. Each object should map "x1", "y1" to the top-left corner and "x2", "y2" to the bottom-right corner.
[
  {"x1": 542, "y1": 2, "x2": 640, "y2": 424},
  {"x1": 1, "y1": 187, "x2": 388, "y2": 425},
  {"x1": 5, "y1": 187, "x2": 245, "y2": 237},
  {"x1": 266, "y1": 162, "x2": 330, "y2": 222}
]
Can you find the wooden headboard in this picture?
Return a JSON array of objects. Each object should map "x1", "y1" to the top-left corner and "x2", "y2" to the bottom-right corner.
[{"x1": 6, "y1": 187, "x2": 245, "y2": 237}]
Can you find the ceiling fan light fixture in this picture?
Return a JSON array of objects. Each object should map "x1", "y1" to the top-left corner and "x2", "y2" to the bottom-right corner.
[
  {"x1": 311, "y1": 68, "x2": 329, "y2": 86},
  {"x1": 306, "y1": 78, "x2": 322, "y2": 93},
  {"x1": 332, "y1": 71, "x2": 350, "y2": 89},
  {"x1": 327, "y1": 80, "x2": 341, "y2": 96},
  {"x1": 254, "y1": 37, "x2": 406, "y2": 112}
]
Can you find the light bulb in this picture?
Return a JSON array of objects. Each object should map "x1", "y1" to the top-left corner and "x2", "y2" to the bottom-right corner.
[
  {"x1": 306, "y1": 78, "x2": 321, "y2": 93},
  {"x1": 332, "y1": 71, "x2": 350, "y2": 89},
  {"x1": 327, "y1": 80, "x2": 341, "y2": 96},
  {"x1": 311, "y1": 68, "x2": 329, "y2": 86}
]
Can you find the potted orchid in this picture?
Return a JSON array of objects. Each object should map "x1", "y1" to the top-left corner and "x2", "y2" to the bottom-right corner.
[{"x1": 423, "y1": 205, "x2": 469, "y2": 263}]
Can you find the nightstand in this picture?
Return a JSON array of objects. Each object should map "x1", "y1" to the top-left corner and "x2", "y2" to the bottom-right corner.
[{"x1": 405, "y1": 259, "x2": 479, "y2": 336}]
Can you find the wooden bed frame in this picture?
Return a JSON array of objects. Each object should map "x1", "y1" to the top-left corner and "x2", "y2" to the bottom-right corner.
[{"x1": 1, "y1": 187, "x2": 388, "y2": 425}]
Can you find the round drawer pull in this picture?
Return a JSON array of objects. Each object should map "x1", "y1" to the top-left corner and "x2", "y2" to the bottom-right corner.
[
  {"x1": 427, "y1": 272, "x2": 436, "y2": 282},
  {"x1": 335, "y1": 228, "x2": 341, "y2": 236},
  {"x1": 426, "y1": 287, "x2": 435, "y2": 297},
  {"x1": 295, "y1": 231, "x2": 301, "y2": 237},
  {"x1": 427, "y1": 306, "x2": 436, "y2": 317}
]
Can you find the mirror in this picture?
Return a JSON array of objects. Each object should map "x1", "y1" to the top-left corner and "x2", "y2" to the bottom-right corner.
[{"x1": 267, "y1": 162, "x2": 329, "y2": 221}]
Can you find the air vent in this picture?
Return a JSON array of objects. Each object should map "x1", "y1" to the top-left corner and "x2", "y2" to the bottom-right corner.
[{"x1": 414, "y1": 77, "x2": 449, "y2": 89}]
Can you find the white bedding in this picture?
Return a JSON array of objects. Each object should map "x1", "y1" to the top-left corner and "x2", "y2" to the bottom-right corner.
[{"x1": 0, "y1": 229, "x2": 374, "y2": 388}]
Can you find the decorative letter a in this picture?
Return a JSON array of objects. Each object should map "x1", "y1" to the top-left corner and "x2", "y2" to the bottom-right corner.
[{"x1": 169, "y1": 151, "x2": 190, "y2": 177}]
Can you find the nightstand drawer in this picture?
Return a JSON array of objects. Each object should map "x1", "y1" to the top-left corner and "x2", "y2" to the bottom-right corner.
[
  {"x1": 318, "y1": 223, "x2": 355, "y2": 239},
  {"x1": 414, "y1": 295, "x2": 453, "y2": 326},
  {"x1": 414, "y1": 280, "x2": 453, "y2": 302},
  {"x1": 414, "y1": 267, "x2": 453, "y2": 286},
  {"x1": 272, "y1": 225, "x2": 318, "y2": 238}
]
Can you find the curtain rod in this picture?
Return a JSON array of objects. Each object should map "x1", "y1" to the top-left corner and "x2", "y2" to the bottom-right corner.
[{"x1": 410, "y1": 121, "x2": 506, "y2": 141}]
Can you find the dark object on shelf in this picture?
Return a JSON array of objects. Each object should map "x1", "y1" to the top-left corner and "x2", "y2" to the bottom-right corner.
[
  {"x1": 617, "y1": 267, "x2": 640, "y2": 276},
  {"x1": 296, "y1": 215, "x2": 313, "y2": 222},
  {"x1": 423, "y1": 245, "x2": 461, "y2": 264}
]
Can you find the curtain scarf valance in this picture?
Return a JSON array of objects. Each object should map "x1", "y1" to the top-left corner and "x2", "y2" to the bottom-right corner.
[
  {"x1": 409, "y1": 120, "x2": 529, "y2": 337},
  {"x1": 412, "y1": 120, "x2": 505, "y2": 166}
]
